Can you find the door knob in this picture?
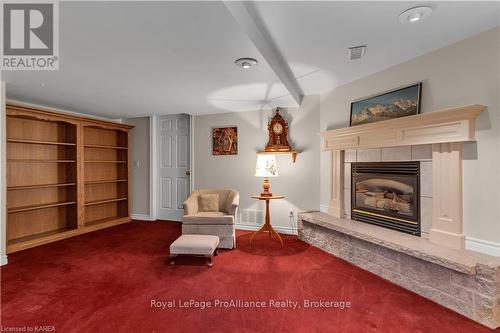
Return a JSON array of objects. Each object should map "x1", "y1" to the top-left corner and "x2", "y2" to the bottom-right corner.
[{"x1": 186, "y1": 170, "x2": 191, "y2": 176}]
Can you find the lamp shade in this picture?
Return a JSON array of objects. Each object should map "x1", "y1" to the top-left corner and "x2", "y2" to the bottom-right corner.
[{"x1": 255, "y1": 155, "x2": 278, "y2": 177}]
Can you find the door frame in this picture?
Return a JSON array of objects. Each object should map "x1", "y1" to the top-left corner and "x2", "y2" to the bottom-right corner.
[{"x1": 149, "y1": 114, "x2": 193, "y2": 221}]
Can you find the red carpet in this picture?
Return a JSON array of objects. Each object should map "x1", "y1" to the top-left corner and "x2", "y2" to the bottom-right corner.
[{"x1": 1, "y1": 221, "x2": 495, "y2": 333}]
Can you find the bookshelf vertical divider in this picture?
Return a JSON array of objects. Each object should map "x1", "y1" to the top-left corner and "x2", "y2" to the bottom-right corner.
[
  {"x1": 6, "y1": 104, "x2": 133, "y2": 253},
  {"x1": 77, "y1": 123, "x2": 85, "y2": 229}
]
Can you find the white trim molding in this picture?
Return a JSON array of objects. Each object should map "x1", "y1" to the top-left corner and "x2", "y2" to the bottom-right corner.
[
  {"x1": 149, "y1": 116, "x2": 158, "y2": 221},
  {"x1": 131, "y1": 214, "x2": 154, "y2": 221},
  {"x1": 466, "y1": 237, "x2": 500, "y2": 257},
  {"x1": 190, "y1": 115, "x2": 195, "y2": 193},
  {"x1": 1, "y1": 255, "x2": 7, "y2": 266},
  {"x1": 319, "y1": 205, "x2": 329, "y2": 214},
  {"x1": 236, "y1": 223, "x2": 297, "y2": 235}
]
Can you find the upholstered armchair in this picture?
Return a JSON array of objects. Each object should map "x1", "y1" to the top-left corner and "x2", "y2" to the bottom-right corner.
[{"x1": 182, "y1": 189, "x2": 239, "y2": 249}]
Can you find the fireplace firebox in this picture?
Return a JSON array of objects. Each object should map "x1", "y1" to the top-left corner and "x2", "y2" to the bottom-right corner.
[{"x1": 351, "y1": 161, "x2": 420, "y2": 235}]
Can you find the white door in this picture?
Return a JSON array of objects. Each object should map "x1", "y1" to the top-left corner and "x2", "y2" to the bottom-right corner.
[{"x1": 157, "y1": 115, "x2": 191, "y2": 221}]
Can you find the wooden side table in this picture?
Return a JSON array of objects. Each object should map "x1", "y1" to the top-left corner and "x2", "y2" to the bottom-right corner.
[{"x1": 250, "y1": 195, "x2": 285, "y2": 246}]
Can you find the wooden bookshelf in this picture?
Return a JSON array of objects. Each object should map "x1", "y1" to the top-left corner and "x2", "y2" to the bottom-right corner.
[
  {"x1": 6, "y1": 104, "x2": 133, "y2": 253},
  {"x1": 83, "y1": 126, "x2": 130, "y2": 228}
]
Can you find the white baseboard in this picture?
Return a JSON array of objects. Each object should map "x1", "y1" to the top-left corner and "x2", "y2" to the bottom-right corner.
[
  {"x1": 236, "y1": 223, "x2": 297, "y2": 235},
  {"x1": 1, "y1": 254, "x2": 8, "y2": 266},
  {"x1": 465, "y1": 237, "x2": 500, "y2": 256},
  {"x1": 319, "y1": 204, "x2": 329, "y2": 213},
  {"x1": 131, "y1": 214, "x2": 153, "y2": 221}
]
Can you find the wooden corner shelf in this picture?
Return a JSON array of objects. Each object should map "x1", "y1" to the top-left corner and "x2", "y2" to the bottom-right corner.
[
  {"x1": 8, "y1": 201, "x2": 76, "y2": 214},
  {"x1": 257, "y1": 151, "x2": 299, "y2": 163}
]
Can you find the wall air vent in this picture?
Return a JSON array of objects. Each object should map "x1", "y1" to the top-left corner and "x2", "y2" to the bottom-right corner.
[{"x1": 348, "y1": 45, "x2": 367, "y2": 61}]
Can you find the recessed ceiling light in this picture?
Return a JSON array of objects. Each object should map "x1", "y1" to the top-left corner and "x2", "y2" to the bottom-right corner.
[
  {"x1": 399, "y1": 6, "x2": 433, "y2": 23},
  {"x1": 235, "y1": 58, "x2": 258, "y2": 69}
]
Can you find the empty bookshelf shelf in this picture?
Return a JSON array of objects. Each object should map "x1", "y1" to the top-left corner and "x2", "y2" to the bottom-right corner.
[
  {"x1": 8, "y1": 201, "x2": 77, "y2": 214},
  {"x1": 7, "y1": 183, "x2": 77, "y2": 191},
  {"x1": 84, "y1": 179, "x2": 128, "y2": 185},
  {"x1": 7, "y1": 138, "x2": 76, "y2": 146},
  {"x1": 85, "y1": 198, "x2": 128, "y2": 206},
  {"x1": 8, "y1": 159, "x2": 76, "y2": 163},
  {"x1": 84, "y1": 144, "x2": 128, "y2": 150}
]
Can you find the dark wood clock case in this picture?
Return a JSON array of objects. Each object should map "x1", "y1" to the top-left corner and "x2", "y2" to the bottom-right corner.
[{"x1": 265, "y1": 108, "x2": 291, "y2": 152}]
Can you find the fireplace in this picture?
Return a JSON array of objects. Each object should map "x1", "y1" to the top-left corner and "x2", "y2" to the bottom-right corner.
[{"x1": 351, "y1": 161, "x2": 420, "y2": 235}]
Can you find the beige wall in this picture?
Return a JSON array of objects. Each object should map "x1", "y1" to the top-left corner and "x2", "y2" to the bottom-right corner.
[
  {"x1": 320, "y1": 28, "x2": 500, "y2": 244},
  {"x1": 193, "y1": 95, "x2": 320, "y2": 232},
  {"x1": 123, "y1": 117, "x2": 150, "y2": 217}
]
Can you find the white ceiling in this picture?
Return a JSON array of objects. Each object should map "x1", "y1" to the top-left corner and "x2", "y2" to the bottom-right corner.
[
  {"x1": 4, "y1": 1, "x2": 499, "y2": 118},
  {"x1": 250, "y1": 1, "x2": 500, "y2": 95}
]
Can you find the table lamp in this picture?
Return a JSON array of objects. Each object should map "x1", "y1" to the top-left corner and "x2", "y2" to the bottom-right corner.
[{"x1": 255, "y1": 154, "x2": 278, "y2": 197}]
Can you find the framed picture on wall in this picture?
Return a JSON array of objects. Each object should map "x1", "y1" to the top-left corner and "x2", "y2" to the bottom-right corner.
[
  {"x1": 350, "y1": 82, "x2": 422, "y2": 126},
  {"x1": 212, "y1": 127, "x2": 238, "y2": 155}
]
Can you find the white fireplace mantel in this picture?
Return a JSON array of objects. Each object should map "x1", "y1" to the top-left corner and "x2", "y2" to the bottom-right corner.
[
  {"x1": 321, "y1": 104, "x2": 484, "y2": 150},
  {"x1": 320, "y1": 104, "x2": 485, "y2": 250}
]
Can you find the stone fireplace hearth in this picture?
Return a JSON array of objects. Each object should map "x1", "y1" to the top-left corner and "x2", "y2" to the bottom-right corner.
[{"x1": 298, "y1": 211, "x2": 500, "y2": 329}]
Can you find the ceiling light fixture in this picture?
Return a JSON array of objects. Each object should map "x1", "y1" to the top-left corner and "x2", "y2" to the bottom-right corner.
[
  {"x1": 235, "y1": 58, "x2": 258, "y2": 69},
  {"x1": 399, "y1": 6, "x2": 433, "y2": 23}
]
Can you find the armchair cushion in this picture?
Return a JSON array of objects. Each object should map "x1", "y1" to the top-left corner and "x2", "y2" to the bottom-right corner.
[
  {"x1": 198, "y1": 189, "x2": 231, "y2": 212},
  {"x1": 183, "y1": 212, "x2": 234, "y2": 225},
  {"x1": 198, "y1": 194, "x2": 219, "y2": 212}
]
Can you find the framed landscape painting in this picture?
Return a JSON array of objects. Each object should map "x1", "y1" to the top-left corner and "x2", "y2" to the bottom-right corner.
[
  {"x1": 350, "y1": 83, "x2": 422, "y2": 126},
  {"x1": 212, "y1": 127, "x2": 238, "y2": 155}
]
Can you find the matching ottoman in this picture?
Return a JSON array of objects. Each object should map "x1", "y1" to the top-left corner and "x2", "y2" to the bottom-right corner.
[{"x1": 169, "y1": 234, "x2": 219, "y2": 267}]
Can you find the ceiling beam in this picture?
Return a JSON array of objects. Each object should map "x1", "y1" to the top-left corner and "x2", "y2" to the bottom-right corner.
[{"x1": 224, "y1": 1, "x2": 303, "y2": 106}]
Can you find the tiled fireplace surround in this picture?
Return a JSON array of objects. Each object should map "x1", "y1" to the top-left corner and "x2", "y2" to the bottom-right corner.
[
  {"x1": 298, "y1": 106, "x2": 500, "y2": 328},
  {"x1": 343, "y1": 146, "x2": 433, "y2": 236}
]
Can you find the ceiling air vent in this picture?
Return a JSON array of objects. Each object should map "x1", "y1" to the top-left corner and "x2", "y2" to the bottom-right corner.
[{"x1": 348, "y1": 45, "x2": 366, "y2": 61}]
